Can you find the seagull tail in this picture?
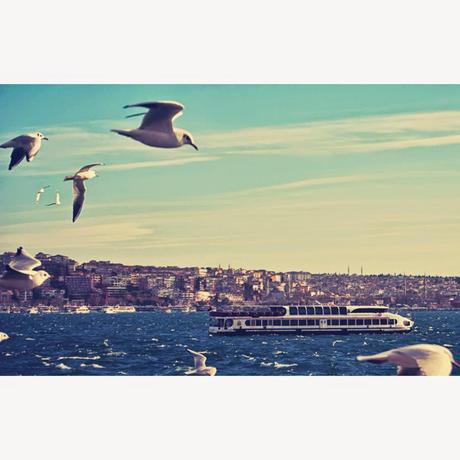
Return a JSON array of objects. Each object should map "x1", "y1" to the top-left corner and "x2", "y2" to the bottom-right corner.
[{"x1": 110, "y1": 129, "x2": 131, "y2": 138}]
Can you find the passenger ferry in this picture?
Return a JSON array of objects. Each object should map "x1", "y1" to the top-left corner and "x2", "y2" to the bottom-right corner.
[
  {"x1": 75, "y1": 305, "x2": 91, "y2": 314},
  {"x1": 104, "y1": 305, "x2": 136, "y2": 314},
  {"x1": 209, "y1": 304, "x2": 414, "y2": 334}
]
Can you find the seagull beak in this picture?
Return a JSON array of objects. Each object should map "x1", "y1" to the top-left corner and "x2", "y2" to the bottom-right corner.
[
  {"x1": 43, "y1": 137, "x2": 49, "y2": 141},
  {"x1": 191, "y1": 143, "x2": 199, "y2": 151}
]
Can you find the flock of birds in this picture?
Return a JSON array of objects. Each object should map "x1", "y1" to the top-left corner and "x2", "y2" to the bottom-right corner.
[
  {"x1": 0, "y1": 100, "x2": 198, "y2": 222},
  {"x1": 1, "y1": 99, "x2": 459, "y2": 376}
]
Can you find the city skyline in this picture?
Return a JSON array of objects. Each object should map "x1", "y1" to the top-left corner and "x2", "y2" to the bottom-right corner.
[{"x1": 1, "y1": 85, "x2": 460, "y2": 275}]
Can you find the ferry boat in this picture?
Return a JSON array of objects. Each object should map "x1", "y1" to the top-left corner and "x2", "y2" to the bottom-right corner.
[
  {"x1": 75, "y1": 305, "x2": 91, "y2": 314},
  {"x1": 104, "y1": 305, "x2": 136, "y2": 314},
  {"x1": 28, "y1": 307, "x2": 39, "y2": 315},
  {"x1": 209, "y1": 304, "x2": 414, "y2": 334}
]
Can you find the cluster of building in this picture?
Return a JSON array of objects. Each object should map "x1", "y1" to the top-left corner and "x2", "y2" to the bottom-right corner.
[{"x1": 1, "y1": 250, "x2": 460, "y2": 311}]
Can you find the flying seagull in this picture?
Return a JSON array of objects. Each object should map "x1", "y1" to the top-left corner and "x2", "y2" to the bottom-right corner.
[
  {"x1": 0, "y1": 247, "x2": 50, "y2": 291},
  {"x1": 46, "y1": 191, "x2": 61, "y2": 206},
  {"x1": 357, "y1": 343, "x2": 460, "y2": 376},
  {"x1": 111, "y1": 101, "x2": 198, "y2": 151},
  {"x1": 36, "y1": 185, "x2": 50, "y2": 203},
  {"x1": 0, "y1": 132, "x2": 48, "y2": 170},
  {"x1": 0, "y1": 332, "x2": 9, "y2": 343},
  {"x1": 64, "y1": 163, "x2": 103, "y2": 222},
  {"x1": 185, "y1": 349, "x2": 217, "y2": 376}
]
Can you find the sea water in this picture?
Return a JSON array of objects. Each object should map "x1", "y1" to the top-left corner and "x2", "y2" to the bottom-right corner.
[{"x1": 0, "y1": 311, "x2": 459, "y2": 376}]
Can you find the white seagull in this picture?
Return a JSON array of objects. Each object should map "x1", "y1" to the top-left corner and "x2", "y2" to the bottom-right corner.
[
  {"x1": 64, "y1": 163, "x2": 103, "y2": 222},
  {"x1": 185, "y1": 349, "x2": 217, "y2": 376},
  {"x1": 36, "y1": 185, "x2": 50, "y2": 203},
  {"x1": 0, "y1": 247, "x2": 50, "y2": 291},
  {"x1": 0, "y1": 132, "x2": 48, "y2": 170},
  {"x1": 46, "y1": 191, "x2": 61, "y2": 206},
  {"x1": 0, "y1": 332, "x2": 9, "y2": 343},
  {"x1": 357, "y1": 343, "x2": 460, "y2": 376},
  {"x1": 111, "y1": 101, "x2": 198, "y2": 151}
]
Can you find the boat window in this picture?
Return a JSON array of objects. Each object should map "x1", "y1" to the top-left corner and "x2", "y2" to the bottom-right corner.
[
  {"x1": 364, "y1": 319, "x2": 371, "y2": 325},
  {"x1": 314, "y1": 307, "x2": 323, "y2": 315},
  {"x1": 256, "y1": 320, "x2": 262, "y2": 326},
  {"x1": 245, "y1": 320, "x2": 250, "y2": 326},
  {"x1": 331, "y1": 319, "x2": 339, "y2": 326},
  {"x1": 217, "y1": 319, "x2": 224, "y2": 327},
  {"x1": 262, "y1": 320, "x2": 268, "y2": 326},
  {"x1": 331, "y1": 307, "x2": 339, "y2": 315},
  {"x1": 352, "y1": 307, "x2": 386, "y2": 314},
  {"x1": 274, "y1": 319, "x2": 281, "y2": 326},
  {"x1": 339, "y1": 319, "x2": 347, "y2": 326},
  {"x1": 290, "y1": 320, "x2": 298, "y2": 326},
  {"x1": 307, "y1": 319, "x2": 315, "y2": 326},
  {"x1": 403, "y1": 320, "x2": 410, "y2": 326},
  {"x1": 282, "y1": 320, "x2": 289, "y2": 326},
  {"x1": 307, "y1": 307, "x2": 315, "y2": 315},
  {"x1": 298, "y1": 307, "x2": 306, "y2": 315},
  {"x1": 323, "y1": 307, "x2": 331, "y2": 315},
  {"x1": 339, "y1": 307, "x2": 347, "y2": 315},
  {"x1": 348, "y1": 319, "x2": 356, "y2": 326},
  {"x1": 289, "y1": 307, "x2": 298, "y2": 316},
  {"x1": 299, "y1": 319, "x2": 306, "y2": 326},
  {"x1": 356, "y1": 319, "x2": 364, "y2": 326},
  {"x1": 270, "y1": 307, "x2": 287, "y2": 316},
  {"x1": 381, "y1": 318, "x2": 388, "y2": 325},
  {"x1": 390, "y1": 319, "x2": 397, "y2": 325},
  {"x1": 372, "y1": 319, "x2": 380, "y2": 325}
]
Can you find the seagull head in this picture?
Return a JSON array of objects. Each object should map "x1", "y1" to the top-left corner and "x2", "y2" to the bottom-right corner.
[
  {"x1": 181, "y1": 132, "x2": 198, "y2": 150},
  {"x1": 35, "y1": 132, "x2": 49, "y2": 141}
]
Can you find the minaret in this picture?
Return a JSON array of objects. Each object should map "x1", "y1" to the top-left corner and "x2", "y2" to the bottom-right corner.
[
  {"x1": 360, "y1": 266, "x2": 363, "y2": 276},
  {"x1": 347, "y1": 265, "x2": 350, "y2": 276}
]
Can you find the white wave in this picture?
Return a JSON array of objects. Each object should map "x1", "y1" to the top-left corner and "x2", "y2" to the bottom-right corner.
[
  {"x1": 25, "y1": 337, "x2": 35, "y2": 341},
  {"x1": 103, "y1": 339, "x2": 109, "y2": 347},
  {"x1": 260, "y1": 362, "x2": 273, "y2": 367},
  {"x1": 332, "y1": 340, "x2": 344, "y2": 347},
  {"x1": 242, "y1": 354, "x2": 256, "y2": 361},
  {"x1": 106, "y1": 351, "x2": 127, "y2": 357},
  {"x1": 151, "y1": 338, "x2": 159, "y2": 342},
  {"x1": 81, "y1": 363, "x2": 105, "y2": 369},
  {"x1": 57, "y1": 355, "x2": 100, "y2": 361},
  {"x1": 274, "y1": 362, "x2": 298, "y2": 369},
  {"x1": 274, "y1": 350, "x2": 287, "y2": 355},
  {"x1": 56, "y1": 363, "x2": 71, "y2": 370}
]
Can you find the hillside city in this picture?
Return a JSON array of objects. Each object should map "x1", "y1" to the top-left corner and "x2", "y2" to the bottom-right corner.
[{"x1": 1, "y1": 250, "x2": 460, "y2": 312}]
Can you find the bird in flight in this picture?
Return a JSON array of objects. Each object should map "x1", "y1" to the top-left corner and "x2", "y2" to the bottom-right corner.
[
  {"x1": 357, "y1": 343, "x2": 460, "y2": 376},
  {"x1": 0, "y1": 247, "x2": 50, "y2": 292},
  {"x1": 0, "y1": 132, "x2": 48, "y2": 170},
  {"x1": 64, "y1": 163, "x2": 103, "y2": 222},
  {"x1": 36, "y1": 185, "x2": 50, "y2": 203},
  {"x1": 185, "y1": 349, "x2": 217, "y2": 376},
  {"x1": 111, "y1": 101, "x2": 198, "y2": 151},
  {"x1": 46, "y1": 191, "x2": 61, "y2": 207}
]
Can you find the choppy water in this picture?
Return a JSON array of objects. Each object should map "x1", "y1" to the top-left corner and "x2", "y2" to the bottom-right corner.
[{"x1": 0, "y1": 311, "x2": 459, "y2": 376}]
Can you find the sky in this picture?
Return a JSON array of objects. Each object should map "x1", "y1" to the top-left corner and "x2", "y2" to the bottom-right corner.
[{"x1": 1, "y1": 85, "x2": 460, "y2": 275}]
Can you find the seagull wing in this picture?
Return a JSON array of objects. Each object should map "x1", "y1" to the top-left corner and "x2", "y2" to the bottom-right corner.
[
  {"x1": 36, "y1": 191, "x2": 42, "y2": 202},
  {"x1": 124, "y1": 101, "x2": 184, "y2": 133},
  {"x1": 77, "y1": 163, "x2": 103, "y2": 174},
  {"x1": 187, "y1": 349, "x2": 207, "y2": 368},
  {"x1": 72, "y1": 180, "x2": 86, "y2": 222},
  {"x1": 56, "y1": 192, "x2": 61, "y2": 205},
  {"x1": 399, "y1": 345, "x2": 453, "y2": 376},
  {"x1": 8, "y1": 147, "x2": 27, "y2": 170},
  {"x1": 8, "y1": 248, "x2": 42, "y2": 275},
  {"x1": 0, "y1": 134, "x2": 35, "y2": 148}
]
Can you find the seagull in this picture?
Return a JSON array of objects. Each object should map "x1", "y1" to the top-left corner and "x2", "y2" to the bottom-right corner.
[
  {"x1": 0, "y1": 247, "x2": 50, "y2": 291},
  {"x1": 0, "y1": 132, "x2": 48, "y2": 170},
  {"x1": 0, "y1": 332, "x2": 9, "y2": 343},
  {"x1": 45, "y1": 191, "x2": 61, "y2": 206},
  {"x1": 111, "y1": 101, "x2": 198, "y2": 151},
  {"x1": 357, "y1": 344, "x2": 460, "y2": 376},
  {"x1": 185, "y1": 349, "x2": 217, "y2": 376},
  {"x1": 36, "y1": 185, "x2": 50, "y2": 203},
  {"x1": 64, "y1": 163, "x2": 103, "y2": 222}
]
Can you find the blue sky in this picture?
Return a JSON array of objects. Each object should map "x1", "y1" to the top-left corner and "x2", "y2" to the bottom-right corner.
[{"x1": 1, "y1": 85, "x2": 460, "y2": 275}]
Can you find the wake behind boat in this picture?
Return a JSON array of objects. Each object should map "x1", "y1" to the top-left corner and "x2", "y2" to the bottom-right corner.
[{"x1": 209, "y1": 304, "x2": 414, "y2": 334}]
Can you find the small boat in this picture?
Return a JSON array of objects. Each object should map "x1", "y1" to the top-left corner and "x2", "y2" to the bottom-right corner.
[
  {"x1": 28, "y1": 307, "x2": 39, "y2": 315},
  {"x1": 104, "y1": 305, "x2": 136, "y2": 314},
  {"x1": 75, "y1": 306, "x2": 91, "y2": 314}
]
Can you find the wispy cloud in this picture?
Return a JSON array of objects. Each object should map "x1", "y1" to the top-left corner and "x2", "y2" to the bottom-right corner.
[{"x1": 201, "y1": 111, "x2": 460, "y2": 156}]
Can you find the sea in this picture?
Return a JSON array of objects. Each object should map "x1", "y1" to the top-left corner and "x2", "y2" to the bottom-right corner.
[{"x1": 0, "y1": 310, "x2": 459, "y2": 376}]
